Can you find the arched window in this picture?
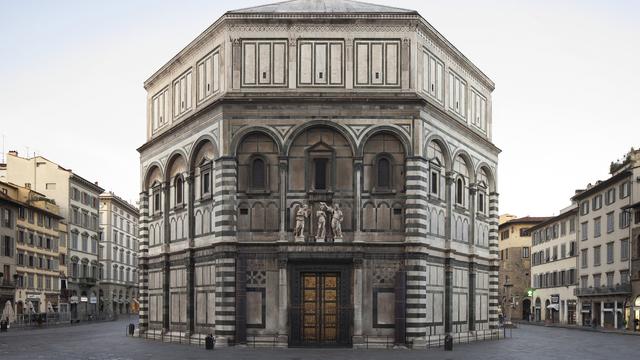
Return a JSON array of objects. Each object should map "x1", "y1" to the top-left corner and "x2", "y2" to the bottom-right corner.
[
  {"x1": 456, "y1": 178, "x2": 464, "y2": 205},
  {"x1": 250, "y1": 157, "x2": 267, "y2": 190},
  {"x1": 376, "y1": 156, "x2": 392, "y2": 190},
  {"x1": 175, "y1": 175, "x2": 184, "y2": 205}
]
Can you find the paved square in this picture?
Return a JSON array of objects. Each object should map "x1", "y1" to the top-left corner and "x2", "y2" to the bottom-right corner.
[{"x1": 1, "y1": 319, "x2": 639, "y2": 360}]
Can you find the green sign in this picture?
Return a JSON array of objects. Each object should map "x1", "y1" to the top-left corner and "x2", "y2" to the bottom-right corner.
[{"x1": 526, "y1": 288, "x2": 535, "y2": 297}]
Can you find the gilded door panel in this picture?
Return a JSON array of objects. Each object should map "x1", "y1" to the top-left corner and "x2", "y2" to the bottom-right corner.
[{"x1": 301, "y1": 272, "x2": 340, "y2": 344}]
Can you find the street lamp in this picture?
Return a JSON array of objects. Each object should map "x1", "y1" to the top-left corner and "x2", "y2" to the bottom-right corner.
[{"x1": 503, "y1": 283, "x2": 513, "y2": 325}]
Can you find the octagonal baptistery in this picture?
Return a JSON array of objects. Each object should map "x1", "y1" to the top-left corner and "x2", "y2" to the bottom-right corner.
[{"x1": 137, "y1": 0, "x2": 500, "y2": 349}]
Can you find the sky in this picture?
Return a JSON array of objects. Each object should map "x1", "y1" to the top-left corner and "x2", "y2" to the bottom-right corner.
[{"x1": 0, "y1": 0, "x2": 638, "y2": 216}]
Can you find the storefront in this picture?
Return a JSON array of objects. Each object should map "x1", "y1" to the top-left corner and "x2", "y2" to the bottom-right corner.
[
  {"x1": 567, "y1": 300, "x2": 577, "y2": 325},
  {"x1": 581, "y1": 303, "x2": 592, "y2": 326}
]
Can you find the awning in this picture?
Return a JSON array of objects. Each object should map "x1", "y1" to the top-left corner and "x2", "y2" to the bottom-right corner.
[{"x1": 546, "y1": 303, "x2": 559, "y2": 311}]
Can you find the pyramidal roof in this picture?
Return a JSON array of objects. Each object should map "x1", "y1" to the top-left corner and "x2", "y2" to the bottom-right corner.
[{"x1": 228, "y1": 0, "x2": 416, "y2": 14}]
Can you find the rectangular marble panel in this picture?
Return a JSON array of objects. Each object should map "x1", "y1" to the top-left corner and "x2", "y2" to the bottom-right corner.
[
  {"x1": 371, "y1": 43, "x2": 383, "y2": 85},
  {"x1": 299, "y1": 42, "x2": 313, "y2": 84},
  {"x1": 356, "y1": 43, "x2": 368, "y2": 84},
  {"x1": 314, "y1": 43, "x2": 327, "y2": 84},
  {"x1": 258, "y1": 43, "x2": 271, "y2": 84},
  {"x1": 329, "y1": 43, "x2": 342, "y2": 85},
  {"x1": 273, "y1": 42, "x2": 286, "y2": 84},
  {"x1": 376, "y1": 291, "x2": 395, "y2": 326},
  {"x1": 247, "y1": 290, "x2": 264, "y2": 327},
  {"x1": 243, "y1": 42, "x2": 256, "y2": 85},
  {"x1": 385, "y1": 43, "x2": 398, "y2": 85}
]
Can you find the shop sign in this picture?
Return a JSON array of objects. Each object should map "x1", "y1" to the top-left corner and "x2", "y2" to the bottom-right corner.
[
  {"x1": 551, "y1": 294, "x2": 560, "y2": 304},
  {"x1": 70, "y1": 296, "x2": 79, "y2": 304},
  {"x1": 90, "y1": 296, "x2": 97, "y2": 304},
  {"x1": 80, "y1": 296, "x2": 88, "y2": 303}
]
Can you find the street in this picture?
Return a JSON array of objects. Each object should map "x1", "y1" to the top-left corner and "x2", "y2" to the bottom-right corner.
[{"x1": 1, "y1": 319, "x2": 639, "y2": 360}]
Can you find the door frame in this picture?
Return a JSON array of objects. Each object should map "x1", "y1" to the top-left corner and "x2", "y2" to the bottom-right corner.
[{"x1": 288, "y1": 261, "x2": 352, "y2": 347}]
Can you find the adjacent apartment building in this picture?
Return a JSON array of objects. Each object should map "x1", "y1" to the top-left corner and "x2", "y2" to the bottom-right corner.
[
  {"x1": 0, "y1": 182, "x2": 19, "y2": 309},
  {"x1": 572, "y1": 148, "x2": 639, "y2": 329},
  {"x1": 4, "y1": 151, "x2": 104, "y2": 320},
  {"x1": 99, "y1": 192, "x2": 139, "y2": 316},
  {"x1": 625, "y1": 199, "x2": 640, "y2": 331},
  {"x1": 10, "y1": 183, "x2": 65, "y2": 314},
  {"x1": 498, "y1": 215, "x2": 550, "y2": 321},
  {"x1": 529, "y1": 205, "x2": 578, "y2": 324}
]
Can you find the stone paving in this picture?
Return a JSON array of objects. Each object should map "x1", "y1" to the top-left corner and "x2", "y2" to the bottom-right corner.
[{"x1": 1, "y1": 318, "x2": 639, "y2": 360}]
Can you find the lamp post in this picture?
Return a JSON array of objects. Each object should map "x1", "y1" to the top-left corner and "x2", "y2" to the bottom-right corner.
[{"x1": 503, "y1": 283, "x2": 513, "y2": 325}]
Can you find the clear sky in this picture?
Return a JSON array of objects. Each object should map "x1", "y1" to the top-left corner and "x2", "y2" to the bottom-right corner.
[{"x1": 0, "y1": 0, "x2": 638, "y2": 215}]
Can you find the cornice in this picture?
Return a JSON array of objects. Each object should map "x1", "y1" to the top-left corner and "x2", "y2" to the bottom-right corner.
[{"x1": 137, "y1": 91, "x2": 500, "y2": 155}]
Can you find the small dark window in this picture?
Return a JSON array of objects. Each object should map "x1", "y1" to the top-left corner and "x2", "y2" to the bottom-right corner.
[
  {"x1": 314, "y1": 158, "x2": 328, "y2": 190},
  {"x1": 251, "y1": 158, "x2": 266, "y2": 189},
  {"x1": 240, "y1": 208, "x2": 249, "y2": 215},
  {"x1": 456, "y1": 178, "x2": 464, "y2": 205},
  {"x1": 153, "y1": 192, "x2": 161, "y2": 212},
  {"x1": 202, "y1": 171, "x2": 211, "y2": 195},
  {"x1": 478, "y1": 193, "x2": 485, "y2": 213},
  {"x1": 430, "y1": 171, "x2": 438, "y2": 194},
  {"x1": 175, "y1": 176, "x2": 184, "y2": 205},
  {"x1": 393, "y1": 208, "x2": 402, "y2": 215},
  {"x1": 376, "y1": 157, "x2": 391, "y2": 189}
]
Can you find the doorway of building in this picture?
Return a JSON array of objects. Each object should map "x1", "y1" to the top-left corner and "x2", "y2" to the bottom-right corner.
[
  {"x1": 289, "y1": 263, "x2": 352, "y2": 347},
  {"x1": 522, "y1": 299, "x2": 531, "y2": 321},
  {"x1": 301, "y1": 272, "x2": 339, "y2": 343}
]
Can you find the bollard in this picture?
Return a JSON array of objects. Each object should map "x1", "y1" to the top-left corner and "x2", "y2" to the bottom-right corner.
[
  {"x1": 205, "y1": 334, "x2": 215, "y2": 350},
  {"x1": 444, "y1": 334, "x2": 453, "y2": 351}
]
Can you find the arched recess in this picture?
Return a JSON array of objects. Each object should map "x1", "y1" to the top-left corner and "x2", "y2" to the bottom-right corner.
[
  {"x1": 231, "y1": 127, "x2": 283, "y2": 157},
  {"x1": 452, "y1": 150, "x2": 476, "y2": 183},
  {"x1": 286, "y1": 124, "x2": 355, "y2": 192},
  {"x1": 475, "y1": 163, "x2": 497, "y2": 193},
  {"x1": 235, "y1": 131, "x2": 280, "y2": 194},
  {"x1": 424, "y1": 135, "x2": 452, "y2": 170},
  {"x1": 361, "y1": 130, "x2": 407, "y2": 194},
  {"x1": 475, "y1": 164, "x2": 495, "y2": 216},
  {"x1": 189, "y1": 136, "x2": 218, "y2": 204},
  {"x1": 165, "y1": 151, "x2": 188, "y2": 209},
  {"x1": 143, "y1": 163, "x2": 164, "y2": 191},
  {"x1": 143, "y1": 163, "x2": 164, "y2": 218},
  {"x1": 283, "y1": 121, "x2": 356, "y2": 158},
  {"x1": 357, "y1": 125, "x2": 412, "y2": 158},
  {"x1": 424, "y1": 137, "x2": 451, "y2": 199},
  {"x1": 453, "y1": 151, "x2": 474, "y2": 207}
]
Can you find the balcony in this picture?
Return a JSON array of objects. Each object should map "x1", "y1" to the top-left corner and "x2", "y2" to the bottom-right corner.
[
  {"x1": 574, "y1": 283, "x2": 631, "y2": 297},
  {"x1": 76, "y1": 277, "x2": 97, "y2": 287},
  {"x1": 0, "y1": 280, "x2": 16, "y2": 290}
]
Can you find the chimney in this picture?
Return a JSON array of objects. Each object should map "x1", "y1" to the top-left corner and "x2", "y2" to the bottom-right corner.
[{"x1": 8, "y1": 150, "x2": 18, "y2": 157}]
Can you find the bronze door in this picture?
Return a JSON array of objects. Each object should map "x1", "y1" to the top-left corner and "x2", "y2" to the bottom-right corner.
[{"x1": 301, "y1": 272, "x2": 339, "y2": 344}]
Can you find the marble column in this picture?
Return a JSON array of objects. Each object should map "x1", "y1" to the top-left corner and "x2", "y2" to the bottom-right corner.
[
  {"x1": 278, "y1": 157, "x2": 288, "y2": 242},
  {"x1": 353, "y1": 159, "x2": 363, "y2": 241},
  {"x1": 138, "y1": 191, "x2": 150, "y2": 333},
  {"x1": 445, "y1": 172, "x2": 455, "y2": 246},
  {"x1": 277, "y1": 256, "x2": 288, "y2": 341},
  {"x1": 353, "y1": 256, "x2": 363, "y2": 344}
]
